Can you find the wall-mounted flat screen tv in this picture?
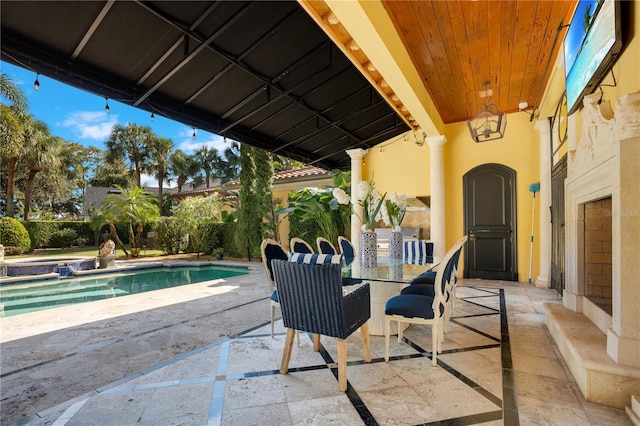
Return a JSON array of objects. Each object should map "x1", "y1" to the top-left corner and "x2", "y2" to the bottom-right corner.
[{"x1": 564, "y1": 0, "x2": 622, "y2": 115}]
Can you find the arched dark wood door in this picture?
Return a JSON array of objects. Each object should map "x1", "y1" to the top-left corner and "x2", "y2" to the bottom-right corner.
[{"x1": 463, "y1": 164, "x2": 518, "y2": 281}]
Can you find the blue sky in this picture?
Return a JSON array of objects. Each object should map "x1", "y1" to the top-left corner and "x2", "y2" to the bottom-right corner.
[{"x1": 1, "y1": 61, "x2": 230, "y2": 158}]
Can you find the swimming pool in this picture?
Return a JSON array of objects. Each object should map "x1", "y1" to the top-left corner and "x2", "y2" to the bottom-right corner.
[{"x1": 0, "y1": 265, "x2": 248, "y2": 317}]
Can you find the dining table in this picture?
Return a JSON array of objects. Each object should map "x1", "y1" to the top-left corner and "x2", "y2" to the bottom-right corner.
[{"x1": 342, "y1": 254, "x2": 438, "y2": 336}]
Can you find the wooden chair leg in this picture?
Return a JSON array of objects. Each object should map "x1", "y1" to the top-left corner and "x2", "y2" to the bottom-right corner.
[
  {"x1": 384, "y1": 317, "x2": 391, "y2": 362},
  {"x1": 360, "y1": 323, "x2": 371, "y2": 362},
  {"x1": 270, "y1": 305, "x2": 276, "y2": 338},
  {"x1": 313, "y1": 333, "x2": 321, "y2": 351},
  {"x1": 431, "y1": 322, "x2": 438, "y2": 366},
  {"x1": 337, "y1": 339, "x2": 347, "y2": 392},
  {"x1": 280, "y1": 328, "x2": 295, "y2": 374},
  {"x1": 397, "y1": 320, "x2": 404, "y2": 343}
]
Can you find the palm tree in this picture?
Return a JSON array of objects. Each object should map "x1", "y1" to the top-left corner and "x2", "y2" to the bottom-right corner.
[
  {"x1": 22, "y1": 125, "x2": 62, "y2": 220},
  {"x1": 220, "y1": 141, "x2": 241, "y2": 183},
  {"x1": 101, "y1": 186, "x2": 160, "y2": 255},
  {"x1": 169, "y1": 149, "x2": 201, "y2": 192},
  {"x1": 194, "y1": 145, "x2": 221, "y2": 187},
  {"x1": 144, "y1": 135, "x2": 173, "y2": 211},
  {"x1": 106, "y1": 123, "x2": 152, "y2": 187},
  {"x1": 0, "y1": 74, "x2": 29, "y2": 217}
]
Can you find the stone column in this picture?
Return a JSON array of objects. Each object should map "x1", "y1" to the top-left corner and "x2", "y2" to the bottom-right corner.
[
  {"x1": 534, "y1": 119, "x2": 552, "y2": 288},
  {"x1": 346, "y1": 149, "x2": 365, "y2": 254},
  {"x1": 607, "y1": 93, "x2": 640, "y2": 366},
  {"x1": 427, "y1": 135, "x2": 446, "y2": 258}
]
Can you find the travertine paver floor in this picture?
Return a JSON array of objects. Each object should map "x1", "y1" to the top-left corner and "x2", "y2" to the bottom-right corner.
[{"x1": 1, "y1": 261, "x2": 632, "y2": 425}]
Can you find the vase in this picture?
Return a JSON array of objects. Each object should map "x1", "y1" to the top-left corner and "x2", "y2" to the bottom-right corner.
[
  {"x1": 359, "y1": 230, "x2": 377, "y2": 268},
  {"x1": 389, "y1": 230, "x2": 403, "y2": 261}
]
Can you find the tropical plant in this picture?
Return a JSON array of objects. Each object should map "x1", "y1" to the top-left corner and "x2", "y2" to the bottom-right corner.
[
  {"x1": 144, "y1": 134, "x2": 173, "y2": 211},
  {"x1": 194, "y1": 145, "x2": 222, "y2": 187},
  {"x1": 169, "y1": 149, "x2": 202, "y2": 192},
  {"x1": 100, "y1": 186, "x2": 160, "y2": 255},
  {"x1": 172, "y1": 194, "x2": 222, "y2": 258},
  {"x1": 220, "y1": 141, "x2": 241, "y2": 184},
  {"x1": 1, "y1": 75, "x2": 30, "y2": 217},
  {"x1": 22, "y1": 123, "x2": 62, "y2": 220},
  {"x1": 280, "y1": 170, "x2": 352, "y2": 244},
  {"x1": 381, "y1": 192, "x2": 407, "y2": 231},
  {"x1": 106, "y1": 123, "x2": 152, "y2": 187},
  {"x1": 154, "y1": 216, "x2": 188, "y2": 255}
]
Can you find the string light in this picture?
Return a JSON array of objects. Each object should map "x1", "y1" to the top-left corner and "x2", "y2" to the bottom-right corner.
[
  {"x1": 33, "y1": 74, "x2": 40, "y2": 91},
  {"x1": 192, "y1": 128, "x2": 196, "y2": 140},
  {"x1": 104, "y1": 97, "x2": 110, "y2": 114},
  {"x1": 150, "y1": 112, "x2": 155, "y2": 122}
]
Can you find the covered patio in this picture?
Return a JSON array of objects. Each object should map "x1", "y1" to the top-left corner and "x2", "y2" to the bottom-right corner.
[{"x1": 1, "y1": 264, "x2": 631, "y2": 425}]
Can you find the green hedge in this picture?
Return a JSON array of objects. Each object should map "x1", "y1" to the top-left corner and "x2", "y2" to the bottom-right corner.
[
  {"x1": 23, "y1": 220, "x2": 95, "y2": 250},
  {"x1": 0, "y1": 217, "x2": 31, "y2": 255}
]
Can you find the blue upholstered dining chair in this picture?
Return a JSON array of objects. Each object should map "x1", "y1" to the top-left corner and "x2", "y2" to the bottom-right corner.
[
  {"x1": 337, "y1": 236, "x2": 355, "y2": 266},
  {"x1": 290, "y1": 237, "x2": 314, "y2": 254},
  {"x1": 403, "y1": 240, "x2": 434, "y2": 265},
  {"x1": 316, "y1": 236, "x2": 337, "y2": 255},
  {"x1": 384, "y1": 236, "x2": 467, "y2": 366},
  {"x1": 271, "y1": 259, "x2": 371, "y2": 391},
  {"x1": 401, "y1": 236, "x2": 467, "y2": 330},
  {"x1": 260, "y1": 238, "x2": 289, "y2": 338}
]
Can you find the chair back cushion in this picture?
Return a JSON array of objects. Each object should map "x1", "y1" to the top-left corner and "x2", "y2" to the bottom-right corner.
[
  {"x1": 289, "y1": 252, "x2": 343, "y2": 265},
  {"x1": 403, "y1": 240, "x2": 434, "y2": 265},
  {"x1": 317, "y1": 238, "x2": 337, "y2": 255},
  {"x1": 290, "y1": 238, "x2": 313, "y2": 254},
  {"x1": 338, "y1": 237, "x2": 355, "y2": 265},
  {"x1": 262, "y1": 241, "x2": 289, "y2": 281}
]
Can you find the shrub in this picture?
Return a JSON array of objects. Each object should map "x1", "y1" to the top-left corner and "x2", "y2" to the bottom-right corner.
[
  {"x1": 154, "y1": 217, "x2": 188, "y2": 255},
  {"x1": 0, "y1": 217, "x2": 31, "y2": 255},
  {"x1": 49, "y1": 228, "x2": 78, "y2": 249}
]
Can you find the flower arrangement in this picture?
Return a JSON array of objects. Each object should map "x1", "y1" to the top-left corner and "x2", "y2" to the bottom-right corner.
[
  {"x1": 355, "y1": 180, "x2": 386, "y2": 231},
  {"x1": 381, "y1": 192, "x2": 407, "y2": 232}
]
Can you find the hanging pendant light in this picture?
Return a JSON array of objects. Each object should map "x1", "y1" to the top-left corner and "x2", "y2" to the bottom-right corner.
[
  {"x1": 104, "y1": 97, "x2": 110, "y2": 114},
  {"x1": 467, "y1": 81, "x2": 506, "y2": 143}
]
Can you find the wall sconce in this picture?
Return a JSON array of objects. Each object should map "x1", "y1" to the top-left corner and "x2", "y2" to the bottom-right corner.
[{"x1": 467, "y1": 81, "x2": 506, "y2": 143}]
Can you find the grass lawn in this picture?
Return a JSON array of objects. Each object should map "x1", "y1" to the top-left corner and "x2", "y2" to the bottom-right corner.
[{"x1": 7, "y1": 246, "x2": 166, "y2": 260}]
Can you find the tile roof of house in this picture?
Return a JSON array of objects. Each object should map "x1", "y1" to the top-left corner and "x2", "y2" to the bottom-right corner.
[{"x1": 224, "y1": 166, "x2": 331, "y2": 188}]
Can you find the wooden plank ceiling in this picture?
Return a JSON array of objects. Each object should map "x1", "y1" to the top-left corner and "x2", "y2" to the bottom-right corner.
[{"x1": 382, "y1": 0, "x2": 576, "y2": 124}]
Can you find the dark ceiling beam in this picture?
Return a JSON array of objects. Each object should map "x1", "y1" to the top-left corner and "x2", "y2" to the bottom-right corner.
[
  {"x1": 271, "y1": 85, "x2": 380, "y2": 152},
  {"x1": 185, "y1": 6, "x2": 299, "y2": 106},
  {"x1": 308, "y1": 119, "x2": 405, "y2": 166},
  {"x1": 71, "y1": 1, "x2": 115, "y2": 61},
  {"x1": 132, "y1": 2, "x2": 254, "y2": 106},
  {"x1": 134, "y1": 1, "x2": 368, "y2": 148},
  {"x1": 137, "y1": 2, "x2": 222, "y2": 86},
  {"x1": 219, "y1": 41, "x2": 333, "y2": 134}
]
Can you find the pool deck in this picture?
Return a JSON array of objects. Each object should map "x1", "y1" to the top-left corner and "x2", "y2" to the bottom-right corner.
[{"x1": 0, "y1": 258, "x2": 632, "y2": 425}]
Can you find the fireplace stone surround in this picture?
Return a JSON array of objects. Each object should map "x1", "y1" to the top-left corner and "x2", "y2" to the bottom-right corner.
[{"x1": 544, "y1": 92, "x2": 640, "y2": 409}]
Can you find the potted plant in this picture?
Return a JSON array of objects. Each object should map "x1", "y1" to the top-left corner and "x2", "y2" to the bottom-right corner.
[{"x1": 212, "y1": 247, "x2": 224, "y2": 260}]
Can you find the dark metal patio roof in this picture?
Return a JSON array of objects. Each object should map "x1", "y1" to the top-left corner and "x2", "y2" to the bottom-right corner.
[{"x1": 1, "y1": 1, "x2": 410, "y2": 170}]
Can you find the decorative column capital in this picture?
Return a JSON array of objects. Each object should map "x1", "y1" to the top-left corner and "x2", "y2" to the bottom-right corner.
[
  {"x1": 346, "y1": 148, "x2": 366, "y2": 161},
  {"x1": 426, "y1": 135, "x2": 446, "y2": 149},
  {"x1": 534, "y1": 118, "x2": 551, "y2": 134}
]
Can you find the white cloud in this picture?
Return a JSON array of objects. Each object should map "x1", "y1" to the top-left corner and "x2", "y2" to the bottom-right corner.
[
  {"x1": 58, "y1": 110, "x2": 117, "y2": 141},
  {"x1": 177, "y1": 132, "x2": 229, "y2": 154}
]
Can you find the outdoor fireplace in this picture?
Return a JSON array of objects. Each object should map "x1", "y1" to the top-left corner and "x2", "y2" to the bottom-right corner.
[
  {"x1": 545, "y1": 92, "x2": 640, "y2": 408},
  {"x1": 582, "y1": 197, "x2": 612, "y2": 314}
]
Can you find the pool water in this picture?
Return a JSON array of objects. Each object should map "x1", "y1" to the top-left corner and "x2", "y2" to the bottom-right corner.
[{"x1": 0, "y1": 265, "x2": 248, "y2": 317}]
